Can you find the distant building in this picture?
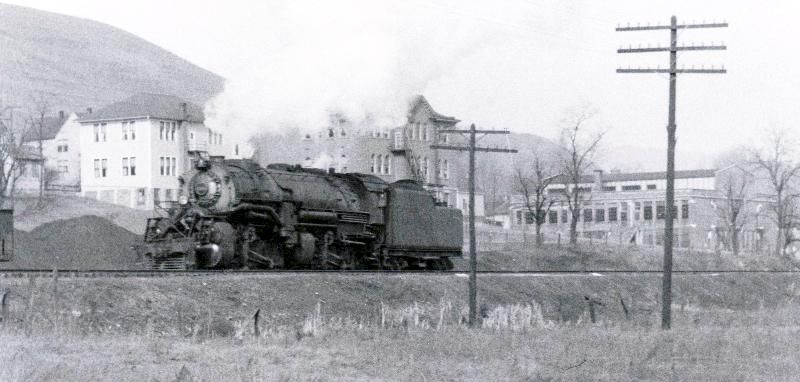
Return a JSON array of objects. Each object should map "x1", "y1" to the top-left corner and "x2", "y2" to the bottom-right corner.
[
  {"x1": 509, "y1": 168, "x2": 775, "y2": 252},
  {"x1": 77, "y1": 93, "x2": 225, "y2": 209},
  {"x1": 296, "y1": 95, "x2": 484, "y2": 216},
  {"x1": 21, "y1": 110, "x2": 83, "y2": 190}
]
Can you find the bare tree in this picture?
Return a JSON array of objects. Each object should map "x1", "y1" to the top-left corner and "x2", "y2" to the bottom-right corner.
[
  {"x1": 557, "y1": 108, "x2": 605, "y2": 245},
  {"x1": 515, "y1": 153, "x2": 556, "y2": 246},
  {"x1": 0, "y1": 103, "x2": 31, "y2": 208},
  {"x1": 750, "y1": 129, "x2": 800, "y2": 256},
  {"x1": 713, "y1": 165, "x2": 753, "y2": 256},
  {"x1": 28, "y1": 93, "x2": 51, "y2": 206}
]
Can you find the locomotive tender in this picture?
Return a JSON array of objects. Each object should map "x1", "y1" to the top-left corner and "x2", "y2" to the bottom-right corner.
[{"x1": 136, "y1": 155, "x2": 463, "y2": 270}]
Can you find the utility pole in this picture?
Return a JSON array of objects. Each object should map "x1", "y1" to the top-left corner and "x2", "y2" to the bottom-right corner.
[
  {"x1": 433, "y1": 123, "x2": 517, "y2": 326},
  {"x1": 617, "y1": 16, "x2": 727, "y2": 330}
]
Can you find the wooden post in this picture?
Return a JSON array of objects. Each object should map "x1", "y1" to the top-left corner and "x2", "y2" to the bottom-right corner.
[
  {"x1": 1, "y1": 291, "x2": 7, "y2": 325},
  {"x1": 253, "y1": 309, "x2": 261, "y2": 337}
]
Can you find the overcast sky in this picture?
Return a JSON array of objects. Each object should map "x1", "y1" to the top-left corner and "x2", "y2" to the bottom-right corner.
[{"x1": 5, "y1": 0, "x2": 800, "y2": 170}]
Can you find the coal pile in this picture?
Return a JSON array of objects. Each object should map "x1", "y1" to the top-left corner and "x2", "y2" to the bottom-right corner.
[{"x1": 1, "y1": 216, "x2": 141, "y2": 270}]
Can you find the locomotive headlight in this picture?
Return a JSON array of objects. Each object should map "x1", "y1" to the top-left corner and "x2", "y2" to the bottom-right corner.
[{"x1": 179, "y1": 195, "x2": 188, "y2": 205}]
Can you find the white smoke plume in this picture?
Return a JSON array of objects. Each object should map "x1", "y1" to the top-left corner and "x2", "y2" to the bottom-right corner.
[{"x1": 203, "y1": 0, "x2": 531, "y2": 157}]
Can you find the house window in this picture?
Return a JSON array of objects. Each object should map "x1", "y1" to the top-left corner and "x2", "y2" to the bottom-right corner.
[
  {"x1": 57, "y1": 160, "x2": 68, "y2": 174},
  {"x1": 378, "y1": 155, "x2": 385, "y2": 175},
  {"x1": 596, "y1": 208, "x2": 605, "y2": 222},
  {"x1": 609, "y1": 207, "x2": 618, "y2": 222},
  {"x1": 548, "y1": 210, "x2": 558, "y2": 224},
  {"x1": 136, "y1": 188, "x2": 146, "y2": 206},
  {"x1": 682, "y1": 202, "x2": 690, "y2": 219},
  {"x1": 190, "y1": 132, "x2": 194, "y2": 140},
  {"x1": 93, "y1": 124, "x2": 99, "y2": 142},
  {"x1": 171, "y1": 157, "x2": 177, "y2": 176},
  {"x1": 130, "y1": 121, "x2": 135, "y2": 140},
  {"x1": 371, "y1": 154, "x2": 377, "y2": 173},
  {"x1": 622, "y1": 185, "x2": 641, "y2": 191},
  {"x1": 647, "y1": 184, "x2": 657, "y2": 190},
  {"x1": 656, "y1": 202, "x2": 665, "y2": 219},
  {"x1": 94, "y1": 159, "x2": 100, "y2": 177},
  {"x1": 634, "y1": 202, "x2": 641, "y2": 220},
  {"x1": 122, "y1": 122, "x2": 128, "y2": 140},
  {"x1": 122, "y1": 157, "x2": 129, "y2": 176},
  {"x1": 525, "y1": 212, "x2": 534, "y2": 225},
  {"x1": 620, "y1": 206, "x2": 628, "y2": 221},
  {"x1": 583, "y1": 208, "x2": 593, "y2": 222},
  {"x1": 328, "y1": 128, "x2": 334, "y2": 138},
  {"x1": 384, "y1": 155, "x2": 390, "y2": 175},
  {"x1": 101, "y1": 158, "x2": 107, "y2": 177},
  {"x1": 644, "y1": 204, "x2": 653, "y2": 220},
  {"x1": 160, "y1": 122, "x2": 165, "y2": 140},
  {"x1": 602, "y1": 186, "x2": 616, "y2": 192},
  {"x1": 170, "y1": 124, "x2": 176, "y2": 141},
  {"x1": 101, "y1": 124, "x2": 107, "y2": 142},
  {"x1": 165, "y1": 189, "x2": 173, "y2": 201},
  {"x1": 561, "y1": 209, "x2": 568, "y2": 223},
  {"x1": 153, "y1": 188, "x2": 161, "y2": 203},
  {"x1": 130, "y1": 157, "x2": 136, "y2": 176},
  {"x1": 443, "y1": 160, "x2": 449, "y2": 179},
  {"x1": 160, "y1": 157, "x2": 165, "y2": 175}
]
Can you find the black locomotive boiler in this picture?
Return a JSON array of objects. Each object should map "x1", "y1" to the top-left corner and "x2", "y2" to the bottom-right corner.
[{"x1": 136, "y1": 156, "x2": 463, "y2": 270}]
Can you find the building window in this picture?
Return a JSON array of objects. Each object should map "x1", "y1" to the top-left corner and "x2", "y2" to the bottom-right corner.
[
  {"x1": 561, "y1": 209, "x2": 568, "y2": 223},
  {"x1": 160, "y1": 122, "x2": 165, "y2": 140},
  {"x1": 94, "y1": 159, "x2": 100, "y2": 178},
  {"x1": 122, "y1": 122, "x2": 128, "y2": 140},
  {"x1": 656, "y1": 202, "x2": 666, "y2": 219},
  {"x1": 171, "y1": 157, "x2": 177, "y2": 176},
  {"x1": 622, "y1": 185, "x2": 641, "y2": 191},
  {"x1": 122, "y1": 157, "x2": 129, "y2": 176},
  {"x1": 219, "y1": 134, "x2": 222, "y2": 145},
  {"x1": 423, "y1": 157, "x2": 429, "y2": 181},
  {"x1": 602, "y1": 186, "x2": 616, "y2": 192},
  {"x1": 596, "y1": 208, "x2": 605, "y2": 222},
  {"x1": 130, "y1": 121, "x2": 136, "y2": 140},
  {"x1": 137, "y1": 188, "x2": 146, "y2": 206},
  {"x1": 647, "y1": 184, "x2": 657, "y2": 190},
  {"x1": 153, "y1": 188, "x2": 161, "y2": 203},
  {"x1": 548, "y1": 210, "x2": 558, "y2": 224},
  {"x1": 370, "y1": 154, "x2": 375, "y2": 173},
  {"x1": 608, "y1": 207, "x2": 618, "y2": 222},
  {"x1": 583, "y1": 208, "x2": 593, "y2": 223},
  {"x1": 443, "y1": 160, "x2": 449, "y2": 180},
  {"x1": 384, "y1": 155, "x2": 390, "y2": 175},
  {"x1": 165, "y1": 189, "x2": 173, "y2": 201},
  {"x1": 524, "y1": 212, "x2": 534, "y2": 225},
  {"x1": 160, "y1": 157, "x2": 165, "y2": 175},
  {"x1": 130, "y1": 157, "x2": 136, "y2": 176},
  {"x1": 101, "y1": 123, "x2": 107, "y2": 142},
  {"x1": 57, "y1": 160, "x2": 68, "y2": 173},
  {"x1": 516, "y1": 210, "x2": 522, "y2": 225},
  {"x1": 634, "y1": 202, "x2": 642, "y2": 220},
  {"x1": 171, "y1": 124, "x2": 176, "y2": 141},
  {"x1": 644, "y1": 205, "x2": 653, "y2": 220},
  {"x1": 101, "y1": 158, "x2": 107, "y2": 177},
  {"x1": 620, "y1": 206, "x2": 628, "y2": 221},
  {"x1": 328, "y1": 128, "x2": 334, "y2": 138},
  {"x1": 682, "y1": 202, "x2": 689, "y2": 219},
  {"x1": 93, "y1": 124, "x2": 99, "y2": 142}
]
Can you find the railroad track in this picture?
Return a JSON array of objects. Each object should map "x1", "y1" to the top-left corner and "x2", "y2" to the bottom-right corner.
[{"x1": 1, "y1": 268, "x2": 798, "y2": 279}]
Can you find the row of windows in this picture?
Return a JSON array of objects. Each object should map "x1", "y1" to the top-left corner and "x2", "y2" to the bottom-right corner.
[
  {"x1": 121, "y1": 121, "x2": 136, "y2": 140},
  {"x1": 93, "y1": 158, "x2": 107, "y2": 178},
  {"x1": 93, "y1": 121, "x2": 138, "y2": 142},
  {"x1": 160, "y1": 157, "x2": 178, "y2": 176},
  {"x1": 122, "y1": 157, "x2": 137, "y2": 176},
  {"x1": 93, "y1": 157, "x2": 137, "y2": 178},
  {"x1": 160, "y1": 121, "x2": 178, "y2": 141},
  {"x1": 548, "y1": 184, "x2": 660, "y2": 194},
  {"x1": 406, "y1": 123, "x2": 434, "y2": 142},
  {"x1": 57, "y1": 143, "x2": 69, "y2": 152},
  {"x1": 370, "y1": 154, "x2": 392, "y2": 175},
  {"x1": 515, "y1": 201, "x2": 691, "y2": 225}
]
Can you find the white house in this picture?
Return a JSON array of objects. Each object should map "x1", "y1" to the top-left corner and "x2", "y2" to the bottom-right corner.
[
  {"x1": 78, "y1": 93, "x2": 225, "y2": 210},
  {"x1": 21, "y1": 110, "x2": 83, "y2": 190}
]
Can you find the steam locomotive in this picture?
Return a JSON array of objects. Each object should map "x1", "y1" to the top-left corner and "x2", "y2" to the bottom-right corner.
[{"x1": 135, "y1": 155, "x2": 463, "y2": 270}]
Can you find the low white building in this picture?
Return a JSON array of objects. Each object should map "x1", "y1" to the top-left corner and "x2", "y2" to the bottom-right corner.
[
  {"x1": 21, "y1": 110, "x2": 83, "y2": 191},
  {"x1": 78, "y1": 93, "x2": 225, "y2": 209}
]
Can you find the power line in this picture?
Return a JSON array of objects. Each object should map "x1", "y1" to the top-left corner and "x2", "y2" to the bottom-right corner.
[
  {"x1": 433, "y1": 124, "x2": 517, "y2": 327},
  {"x1": 617, "y1": 15, "x2": 727, "y2": 331}
]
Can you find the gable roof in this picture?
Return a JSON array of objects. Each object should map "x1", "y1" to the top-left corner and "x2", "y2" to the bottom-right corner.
[
  {"x1": 551, "y1": 169, "x2": 718, "y2": 185},
  {"x1": 78, "y1": 93, "x2": 205, "y2": 123},
  {"x1": 21, "y1": 114, "x2": 70, "y2": 142},
  {"x1": 409, "y1": 95, "x2": 460, "y2": 124}
]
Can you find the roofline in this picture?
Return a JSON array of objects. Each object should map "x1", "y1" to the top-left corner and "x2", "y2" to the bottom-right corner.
[{"x1": 78, "y1": 115, "x2": 152, "y2": 124}]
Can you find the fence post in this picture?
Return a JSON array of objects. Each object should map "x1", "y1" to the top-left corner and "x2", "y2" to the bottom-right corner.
[
  {"x1": 1, "y1": 291, "x2": 7, "y2": 326},
  {"x1": 253, "y1": 309, "x2": 261, "y2": 337}
]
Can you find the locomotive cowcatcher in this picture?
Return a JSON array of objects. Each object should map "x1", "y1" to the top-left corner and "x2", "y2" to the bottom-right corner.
[{"x1": 135, "y1": 154, "x2": 463, "y2": 270}]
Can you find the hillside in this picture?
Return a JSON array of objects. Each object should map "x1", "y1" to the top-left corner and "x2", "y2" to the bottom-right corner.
[{"x1": 0, "y1": 3, "x2": 224, "y2": 111}]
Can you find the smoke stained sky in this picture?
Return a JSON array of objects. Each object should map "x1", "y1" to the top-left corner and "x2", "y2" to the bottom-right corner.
[{"x1": 6, "y1": 0, "x2": 800, "y2": 169}]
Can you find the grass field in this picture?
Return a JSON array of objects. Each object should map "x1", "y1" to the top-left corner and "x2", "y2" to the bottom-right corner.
[{"x1": 2, "y1": 271, "x2": 800, "y2": 380}]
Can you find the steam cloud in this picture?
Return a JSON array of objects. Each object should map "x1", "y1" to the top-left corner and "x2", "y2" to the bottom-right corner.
[{"x1": 203, "y1": 0, "x2": 530, "y2": 157}]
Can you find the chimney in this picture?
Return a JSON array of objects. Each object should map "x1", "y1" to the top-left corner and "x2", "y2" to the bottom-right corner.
[
  {"x1": 180, "y1": 102, "x2": 188, "y2": 118},
  {"x1": 59, "y1": 110, "x2": 65, "y2": 119},
  {"x1": 86, "y1": 107, "x2": 92, "y2": 114},
  {"x1": 593, "y1": 169, "x2": 604, "y2": 190}
]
